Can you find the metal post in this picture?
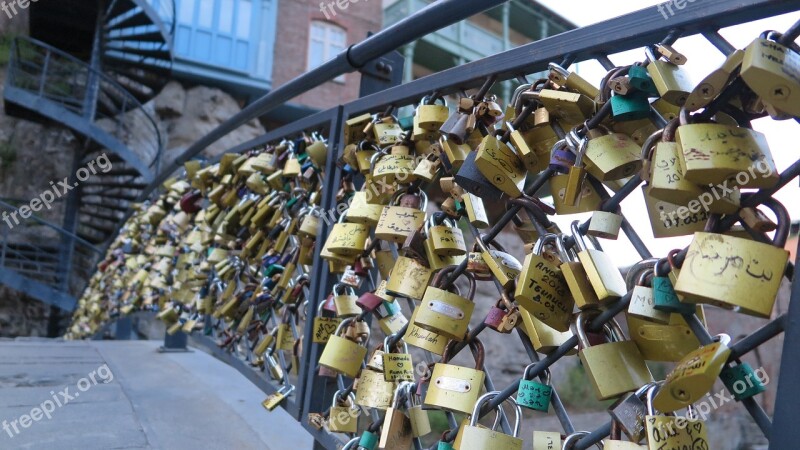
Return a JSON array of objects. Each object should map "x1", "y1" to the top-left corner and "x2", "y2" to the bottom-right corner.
[
  {"x1": 83, "y1": 7, "x2": 104, "y2": 122},
  {"x1": 402, "y1": 42, "x2": 416, "y2": 83},
  {"x1": 769, "y1": 237, "x2": 800, "y2": 448},
  {"x1": 158, "y1": 330, "x2": 190, "y2": 353}
]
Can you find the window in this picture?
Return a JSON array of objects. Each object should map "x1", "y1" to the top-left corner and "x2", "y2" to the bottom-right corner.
[{"x1": 308, "y1": 21, "x2": 347, "y2": 83}]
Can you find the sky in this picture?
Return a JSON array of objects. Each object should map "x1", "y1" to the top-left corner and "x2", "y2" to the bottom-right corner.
[{"x1": 530, "y1": 0, "x2": 800, "y2": 265}]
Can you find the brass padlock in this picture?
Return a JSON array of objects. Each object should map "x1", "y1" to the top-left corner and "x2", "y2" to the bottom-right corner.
[
  {"x1": 385, "y1": 255, "x2": 433, "y2": 301},
  {"x1": 550, "y1": 174, "x2": 603, "y2": 216},
  {"x1": 514, "y1": 234, "x2": 573, "y2": 332},
  {"x1": 676, "y1": 110, "x2": 778, "y2": 186},
  {"x1": 675, "y1": 231, "x2": 789, "y2": 318},
  {"x1": 627, "y1": 308, "x2": 703, "y2": 362},
  {"x1": 318, "y1": 319, "x2": 368, "y2": 378},
  {"x1": 627, "y1": 268, "x2": 670, "y2": 325},
  {"x1": 653, "y1": 335, "x2": 732, "y2": 412},
  {"x1": 582, "y1": 127, "x2": 643, "y2": 181},
  {"x1": 416, "y1": 267, "x2": 476, "y2": 340},
  {"x1": 382, "y1": 337, "x2": 415, "y2": 382},
  {"x1": 379, "y1": 383, "x2": 414, "y2": 449},
  {"x1": 333, "y1": 283, "x2": 361, "y2": 318},
  {"x1": 452, "y1": 392, "x2": 523, "y2": 450},
  {"x1": 370, "y1": 149, "x2": 415, "y2": 185},
  {"x1": 323, "y1": 213, "x2": 368, "y2": 256},
  {"x1": 646, "y1": 47, "x2": 693, "y2": 106},
  {"x1": 573, "y1": 310, "x2": 654, "y2": 400},
  {"x1": 427, "y1": 215, "x2": 467, "y2": 256},
  {"x1": 741, "y1": 35, "x2": 800, "y2": 117},
  {"x1": 571, "y1": 221, "x2": 627, "y2": 302},
  {"x1": 519, "y1": 308, "x2": 576, "y2": 355},
  {"x1": 418, "y1": 96, "x2": 450, "y2": 131},
  {"x1": 375, "y1": 190, "x2": 427, "y2": 244},
  {"x1": 423, "y1": 338, "x2": 486, "y2": 414},
  {"x1": 645, "y1": 385, "x2": 709, "y2": 450},
  {"x1": 474, "y1": 133, "x2": 526, "y2": 198},
  {"x1": 587, "y1": 210, "x2": 623, "y2": 240},
  {"x1": 347, "y1": 191, "x2": 384, "y2": 225},
  {"x1": 355, "y1": 367, "x2": 395, "y2": 410},
  {"x1": 328, "y1": 390, "x2": 360, "y2": 433},
  {"x1": 474, "y1": 236, "x2": 522, "y2": 290}
]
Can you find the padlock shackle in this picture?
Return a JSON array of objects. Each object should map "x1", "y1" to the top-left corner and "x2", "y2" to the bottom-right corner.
[
  {"x1": 468, "y1": 391, "x2": 522, "y2": 437},
  {"x1": 383, "y1": 334, "x2": 409, "y2": 354},
  {"x1": 573, "y1": 309, "x2": 627, "y2": 348},
  {"x1": 389, "y1": 187, "x2": 429, "y2": 211},
  {"x1": 752, "y1": 196, "x2": 791, "y2": 248},
  {"x1": 432, "y1": 265, "x2": 476, "y2": 300},
  {"x1": 625, "y1": 258, "x2": 659, "y2": 290},
  {"x1": 441, "y1": 337, "x2": 484, "y2": 369},
  {"x1": 570, "y1": 220, "x2": 591, "y2": 252}
]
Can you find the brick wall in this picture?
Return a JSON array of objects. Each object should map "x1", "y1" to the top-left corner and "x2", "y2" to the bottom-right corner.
[{"x1": 272, "y1": 0, "x2": 383, "y2": 110}]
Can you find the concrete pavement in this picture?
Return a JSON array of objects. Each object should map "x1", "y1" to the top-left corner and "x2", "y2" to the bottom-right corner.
[{"x1": 0, "y1": 338, "x2": 313, "y2": 450}]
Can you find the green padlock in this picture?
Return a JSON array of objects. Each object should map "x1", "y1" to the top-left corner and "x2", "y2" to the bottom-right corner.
[
  {"x1": 610, "y1": 91, "x2": 651, "y2": 121},
  {"x1": 358, "y1": 430, "x2": 378, "y2": 450},
  {"x1": 516, "y1": 367, "x2": 552, "y2": 412},
  {"x1": 628, "y1": 64, "x2": 658, "y2": 95},
  {"x1": 652, "y1": 255, "x2": 694, "y2": 315},
  {"x1": 720, "y1": 360, "x2": 766, "y2": 401},
  {"x1": 438, "y1": 439, "x2": 455, "y2": 450}
]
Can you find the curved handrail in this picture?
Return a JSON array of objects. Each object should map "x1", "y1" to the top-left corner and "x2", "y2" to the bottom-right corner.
[
  {"x1": 0, "y1": 200, "x2": 103, "y2": 254},
  {"x1": 7, "y1": 36, "x2": 163, "y2": 170}
]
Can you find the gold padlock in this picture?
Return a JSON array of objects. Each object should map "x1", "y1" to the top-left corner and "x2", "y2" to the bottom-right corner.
[
  {"x1": 318, "y1": 319, "x2": 368, "y2": 378},
  {"x1": 675, "y1": 231, "x2": 789, "y2": 318},
  {"x1": 347, "y1": 191, "x2": 384, "y2": 225},
  {"x1": 573, "y1": 310, "x2": 654, "y2": 400},
  {"x1": 427, "y1": 216, "x2": 467, "y2": 256},
  {"x1": 571, "y1": 221, "x2": 627, "y2": 302},
  {"x1": 452, "y1": 392, "x2": 524, "y2": 450},
  {"x1": 627, "y1": 307, "x2": 703, "y2": 362},
  {"x1": 583, "y1": 127, "x2": 643, "y2": 181},
  {"x1": 415, "y1": 267, "x2": 476, "y2": 340},
  {"x1": 741, "y1": 36, "x2": 800, "y2": 117},
  {"x1": 385, "y1": 256, "x2": 433, "y2": 301},
  {"x1": 474, "y1": 133, "x2": 526, "y2": 198},
  {"x1": 474, "y1": 236, "x2": 522, "y2": 290},
  {"x1": 423, "y1": 339, "x2": 486, "y2": 414},
  {"x1": 646, "y1": 47, "x2": 693, "y2": 106},
  {"x1": 371, "y1": 149, "x2": 415, "y2": 185},
  {"x1": 519, "y1": 308, "x2": 577, "y2": 355},
  {"x1": 355, "y1": 367, "x2": 395, "y2": 410},
  {"x1": 328, "y1": 391, "x2": 360, "y2": 433},
  {"x1": 403, "y1": 308, "x2": 447, "y2": 355},
  {"x1": 514, "y1": 234, "x2": 573, "y2": 332},
  {"x1": 322, "y1": 213, "x2": 368, "y2": 256},
  {"x1": 333, "y1": 283, "x2": 361, "y2": 318},
  {"x1": 374, "y1": 190, "x2": 427, "y2": 244}
]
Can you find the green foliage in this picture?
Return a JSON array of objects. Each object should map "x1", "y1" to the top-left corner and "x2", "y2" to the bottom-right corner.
[
  {"x1": 556, "y1": 363, "x2": 614, "y2": 411},
  {"x1": 0, "y1": 35, "x2": 13, "y2": 66}
]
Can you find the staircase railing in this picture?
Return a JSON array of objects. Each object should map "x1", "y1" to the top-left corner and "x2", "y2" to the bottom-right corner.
[
  {"x1": 0, "y1": 200, "x2": 103, "y2": 299},
  {"x1": 6, "y1": 36, "x2": 163, "y2": 171}
]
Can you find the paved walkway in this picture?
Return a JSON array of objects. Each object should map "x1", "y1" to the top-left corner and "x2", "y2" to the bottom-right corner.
[{"x1": 0, "y1": 339, "x2": 313, "y2": 450}]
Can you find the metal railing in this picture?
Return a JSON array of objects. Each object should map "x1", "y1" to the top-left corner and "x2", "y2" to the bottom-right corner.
[
  {"x1": 90, "y1": 0, "x2": 800, "y2": 449},
  {"x1": 6, "y1": 37, "x2": 163, "y2": 171},
  {"x1": 0, "y1": 200, "x2": 103, "y2": 301}
]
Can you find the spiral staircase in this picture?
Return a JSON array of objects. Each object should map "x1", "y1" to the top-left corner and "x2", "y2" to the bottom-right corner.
[{"x1": 0, "y1": 0, "x2": 174, "y2": 311}]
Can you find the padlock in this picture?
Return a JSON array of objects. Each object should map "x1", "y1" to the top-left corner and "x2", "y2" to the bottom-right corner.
[
  {"x1": 627, "y1": 310, "x2": 703, "y2": 362},
  {"x1": 454, "y1": 151, "x2": 505, "y2": 202},
  {"x1": 563, "y1": 134, "x2": 588, "y2": 207},
  {"x1": 427, "y1": 215, "x2": 467, "y2": 256},
  {"x1": 571, "y1": 221, "x2": 627, "y2": 302},
  {"x1": 627, "y1": 268, "x2": 670, "y2": 324},
  {"x1": 379, "y1": 311, "x2": 409, "y2": 336},
  {"x1": 519, "y1": 308, "x2": 576, "y2": 355},
  {"x1": 461, "y1": 193, "x2": 490, "y2": 228},
  {"x1": 418, "y1": 96, "x2": 450, "y2": 131},
  {"x1": 355, "y1": 366, "x2": 395, "y2": 410},
  {"x1": 550, "y1": 174, "x2": 603, "y2": 215},
  {"x1": 328, "y1": 390, "x2": 360, "y2": 433},
  {"x1": 644, "y1": 385, "x2": 709, "y2": 450},
  {"x1": 375, "y1": 189, "x2": 428, "y2": 244},
  {"x1": 416, "y1": 267, "x2": 475, "y2": 340},
  {"x1": 378, "y1": 383, "x2": 414, "y2": 449},
  {"x1": 515, "y1": 234, "x2": 573, "y2": 332},
  {"x1": 549, "y1": 63, "x2": 600, "y2": 99},
  {"x1": 507, "y1": 122, "x2": 540, "y2": 173},
  {"x1": 646, "y1": 47, "x2": 693, "y2": 106},
  {"x1": 652, "y1": 253, "x2": 695, "y2": 315},
  {"x1": 562, "y1": 431, "x2": 604, "y2": 450},
  {"x1": 610, "y1": 91, "x2": 651, "y2": 122},
  {"x1": 537, "y1": 89, "x2": 596, "y2": 124},
  {"x1": 357, "y1": 430, "x2": 378, "y2": 450},
  {"x1": 573, "y1": 310, "x2": 654, "y2": 400},
  {"x1": 645, "y1": 125, "x2": 704, "y2": 205},
  {"x1": 675, "y1": 231, "x2": 789, "y2": 317},
  {"x1": 642, "y1": 187, "x2": 707, "y2": 238},
  {"x1": 719, "y1": 359, "x2": 767, "y2": 401},
  {"x1": 370, "y1": 148, "x2": 415, "y2": 185},
  {"x1": 385, "y1": 255, "x2": 433, "y2": 301},
  {"x1": 347, "y1": 191, "x2": 384, "y2": 225},
  {"x1": 403, "y1": 307, "x2": 447, "y2": 354},
  {"x1": 474, "y1": 236, "x2": 522, "y2": 290},
  {"x1": 440, "y1": 136, "x2": 469, "y2": 172},
  {"x1": 532, "y1": 431, "x2": 562, "y2": 450},
  {"x1": 382, "y1": 337, "x2": 415, "y2": 382},
  {"x1": 474, "y1": 133, "x2": 526, "y2": 198},
  {"x1": 324, "y1": 284, "x2": 359, "y2": 318},
  {"x1": 741, "y1": 35, "x2": 800, "y2": 117},
  {"x1": 581, "y1": 127, "x2": 643, "y2": 181},
  {"x1": 517, "y1": 367, "x2": 552, "y2": 412},
  {"x1": 452, "y1": 392, "x2": 523, "y2": 450},
  {"x1": 373, "y1": 116, "x2": 405, "y2": 147},
  {"x1": 654, "y1": 334, "x2": 732, "y2": 412},
  {"x1": 262, "y1": 385, "x2": 295, "y2": 411},
  {"x1": 675, "y1": 109, "x2": 778, "y2": 186},
  {"x1": 686, "y1": 49, "x2": 745, "y2": 111},
  {"x1": 604, "y1": 419, "x2": 647, "y2": 450},
  {"x1": 413, "y1": 153, "x2": 441, "y2": 183},
  {"x1": 367, "y1": 343, "x2": 386, "y2": 372},
  {"x1": 587, "y1": 210, "x2": 623, "y2": 240},
  {"x1": 319, "y1": 319, "x2": 368, "y2": 378},
  {"x1": 423, "y1": 338, "x2": 486, "y2": 414},
  {"x1": 407, "y1": 385, "x2": 432, "y2": 437},
  {"x1": 323, "y1": 213, "x2": 369, "y2": 256},
  {"x1": 608, "y1": 383, "x2": 652, "y2": 444}
]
